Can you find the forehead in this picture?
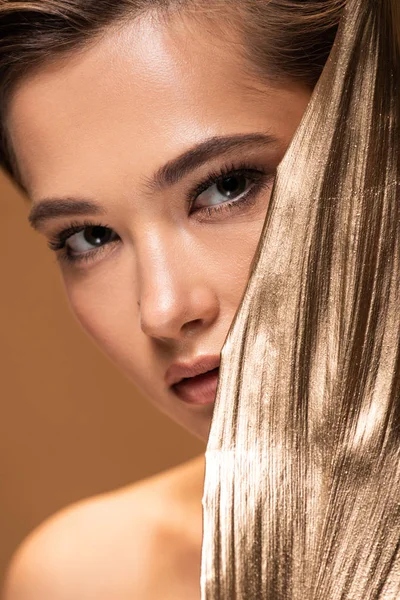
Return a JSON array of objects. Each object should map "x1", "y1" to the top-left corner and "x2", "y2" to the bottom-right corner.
[{"x1": 7, "y1": 13, "x2": 305, "y2": 199}]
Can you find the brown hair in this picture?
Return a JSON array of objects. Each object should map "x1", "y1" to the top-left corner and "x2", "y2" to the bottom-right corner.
[{"x1": 0, "y1": 0, "x2": 345, "y2": 189}]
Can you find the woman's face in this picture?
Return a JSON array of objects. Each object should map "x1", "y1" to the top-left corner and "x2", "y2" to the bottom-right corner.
[{"x1": 7, "y1": 14, "x2": 311, "y2": 441}]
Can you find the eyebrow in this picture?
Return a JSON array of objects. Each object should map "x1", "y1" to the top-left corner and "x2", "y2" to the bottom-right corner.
[
  {"x1": 29, "y1": 132, "x2": 277, "y2": 231},
  {"x1": 29, "y1": 198, "x2": 106, "y2": 231},
  {"x1": 145, "y1": 132, "x2": 278, "y2": 191}
]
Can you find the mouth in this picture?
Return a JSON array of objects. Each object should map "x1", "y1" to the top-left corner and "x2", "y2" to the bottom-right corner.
[{"x1": 171, "y1": 367, "x2": 220, "y2": 406}]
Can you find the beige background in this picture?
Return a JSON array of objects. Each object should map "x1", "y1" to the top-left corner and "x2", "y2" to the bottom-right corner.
[{"x1": 0, "y1": 172, "x2": 204, "y2": 585}]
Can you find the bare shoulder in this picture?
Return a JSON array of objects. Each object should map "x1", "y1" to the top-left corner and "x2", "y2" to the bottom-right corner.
[{"x1": 2, "y1": 455, "x2": 205, "y2": 600}]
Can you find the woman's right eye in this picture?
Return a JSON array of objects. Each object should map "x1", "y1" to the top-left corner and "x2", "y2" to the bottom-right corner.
[
  {"x1": 49, "y1": 224, "x2": 120, "y2": 265},
  {"x1": 65, "y1": 226, "x2": 118, "y2": 254}
]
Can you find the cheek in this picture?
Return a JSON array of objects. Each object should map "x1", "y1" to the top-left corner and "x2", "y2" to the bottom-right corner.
[
  {"x1": 212, "y1": 216, "x2": 269, "y2": 292},
  {"x1": 62, "y1": 266, "x2": 150, "y2": 386}
]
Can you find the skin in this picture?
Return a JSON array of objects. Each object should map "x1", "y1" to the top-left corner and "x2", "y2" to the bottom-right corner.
[{"x1": 3, "y1": 10, "x2": 312, "y2": 600}]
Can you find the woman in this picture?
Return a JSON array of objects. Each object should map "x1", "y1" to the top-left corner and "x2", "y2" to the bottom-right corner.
[{"x1": 0, "y1": 1, "x2": 345, "y2": 598}]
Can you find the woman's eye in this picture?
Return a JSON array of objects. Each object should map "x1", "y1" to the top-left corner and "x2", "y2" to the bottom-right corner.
[
  {"x1": 66, "y1": 226, "x2": 118, "y2": 254},
  {"x1": 194, "y1": 174, "x2": 254, "y2": 209}
]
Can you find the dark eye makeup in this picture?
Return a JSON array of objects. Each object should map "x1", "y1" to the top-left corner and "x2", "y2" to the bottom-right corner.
[{"x1": 48, "y1": 160, "x2": 276, "y2": 266}]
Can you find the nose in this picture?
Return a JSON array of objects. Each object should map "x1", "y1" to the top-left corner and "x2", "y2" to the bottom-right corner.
[{"x1": 136, "y1": 229, "x2": 219, "y2": 342}]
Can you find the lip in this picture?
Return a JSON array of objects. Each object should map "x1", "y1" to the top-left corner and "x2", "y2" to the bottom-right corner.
[
  {"x1": 165, "y1": 354, "x2": 221, "y2": 387},
  {"x1": 172, "y1": 367, "x2": 220, "y2": 406}
]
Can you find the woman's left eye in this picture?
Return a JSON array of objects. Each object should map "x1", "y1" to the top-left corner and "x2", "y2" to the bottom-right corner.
[
  {"x1": 195, "y1": 174, "x2": 249, "y2": 206},
  {"x1": 190, "y1": 168, "x2": 272, "y2": 215}
]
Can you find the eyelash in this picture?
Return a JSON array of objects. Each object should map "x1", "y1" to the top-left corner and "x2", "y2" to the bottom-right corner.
[{"x1": 48, "y1": 161, "x2": 275, "y2": 266}]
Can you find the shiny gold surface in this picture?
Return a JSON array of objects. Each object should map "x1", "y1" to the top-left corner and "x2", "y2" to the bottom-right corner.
[{"x1": 201, "y1": 0, "x2": 400, "y2": 597}]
